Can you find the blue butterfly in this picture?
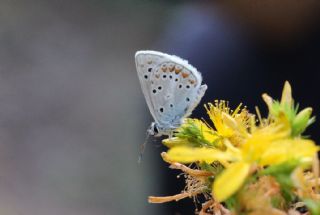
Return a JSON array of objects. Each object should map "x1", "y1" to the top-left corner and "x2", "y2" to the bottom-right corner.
[{"x1": 135, "y1": 50, "x2": 207, "y2": 137}]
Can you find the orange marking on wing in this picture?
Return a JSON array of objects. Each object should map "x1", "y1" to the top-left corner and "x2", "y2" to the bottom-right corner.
[
  {"x1": 189, "y1": 80, "x2": 195, "y2": 84},
  {"x1": 175, "y1": 68, "x2": 181, "y2": 74},
  {"x1": 181, "y1": 72, "x2": 189, "y2": 78},
  {"x1": 169, "y1": 66, "x2": 175, "y2": 72},
  {"x1": 161, "y1": 64, "x2": 167, "y2": 72}
]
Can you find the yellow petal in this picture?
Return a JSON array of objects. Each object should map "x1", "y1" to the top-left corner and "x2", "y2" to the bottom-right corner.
[
  {"x1": 213, "y1": 162, "x2": 250, "y2": 202},
  {"x1": 166, "y1": 147, "x2": 233, "y2": 164},
  {"x1": 241, "y1": 123, "x2": 291, "y2": 163},
  {"x1": 260, "y1": 139, "x2": 319, "y2": 166},
  {"x1": 205, "y1": 103, "x2": 234, "y2": 138},
  {"x1": 222, "y1": 112, "x2": 238, "y2": 130}
]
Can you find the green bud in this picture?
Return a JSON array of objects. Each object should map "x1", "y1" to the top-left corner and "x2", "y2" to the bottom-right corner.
[{"x1": 292, "y1": 107, "x2": 313, "y2": 136}]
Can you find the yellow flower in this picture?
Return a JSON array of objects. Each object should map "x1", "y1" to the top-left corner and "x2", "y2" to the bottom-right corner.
[
  {"x1": 205, "y1": 101, "x2": 234, "y2": 138},
  {"x1": 163, "y1": 101, "x2": 250, "y2": 149},
  {"x1": 166, "y1": 124, "x2": 319, "y2": 202},
  {"x1": 205, "y1": 101, "x2": 250, "y2": 146}
]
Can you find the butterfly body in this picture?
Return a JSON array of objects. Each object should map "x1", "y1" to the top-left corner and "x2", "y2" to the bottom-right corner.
[{"x1": 135, "y1": 50, "x2": 207, "y2": 137}]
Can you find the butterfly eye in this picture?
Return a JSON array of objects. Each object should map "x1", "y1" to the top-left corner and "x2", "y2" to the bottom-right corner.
[{"x1": 152, "y1": 125, "x2": 159, "y2": 134}]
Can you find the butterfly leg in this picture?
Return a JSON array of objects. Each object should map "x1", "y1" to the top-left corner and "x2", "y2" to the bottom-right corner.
[
  {"x1": 168, "y1": 130, "x2": 174, "y2": 139},
  {"x1": 138, "y1": 131, "x2": 151, "y2": 163}
]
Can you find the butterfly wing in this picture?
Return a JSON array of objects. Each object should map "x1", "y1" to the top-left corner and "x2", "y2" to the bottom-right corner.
[
  {"x1": 135, "y1": 51, "x2": 163, "y2": 123},
  {"x1": 135, "y1": 50, "x2": 207, "y2": 130}
]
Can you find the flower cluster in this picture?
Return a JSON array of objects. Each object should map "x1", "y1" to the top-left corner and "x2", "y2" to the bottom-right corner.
[{"x1": 149, "y1": 82, "x2": 320, "y2": 215}]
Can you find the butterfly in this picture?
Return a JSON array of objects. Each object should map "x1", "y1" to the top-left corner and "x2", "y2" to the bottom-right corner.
[{"x1": 135, "y1": 50, "x2": 207, "y2": 137}]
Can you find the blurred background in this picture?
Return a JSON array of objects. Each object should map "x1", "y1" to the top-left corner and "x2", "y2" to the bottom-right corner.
[{"x1": 0, "y1": 0, "x2": 319, "y2": 215}]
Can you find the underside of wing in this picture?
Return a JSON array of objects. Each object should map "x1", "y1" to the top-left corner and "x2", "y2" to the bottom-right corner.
[{"x1": 135, "y1": 50, "x2": 207, "y2": 128}]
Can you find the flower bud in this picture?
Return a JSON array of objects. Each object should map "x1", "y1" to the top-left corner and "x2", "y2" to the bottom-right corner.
[
  {"x1": 162, "y1": 137, "x2": 186, "y2": 148},
  {"x1": 281, "y1": 81, "x2": 293, "y2": 107},
  {"x1": 292, "y1": 107, "x2": 313, "y2": 136}
]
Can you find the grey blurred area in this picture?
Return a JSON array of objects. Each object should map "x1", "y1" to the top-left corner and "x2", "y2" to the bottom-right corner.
[{"x1": 0, "y1": 0, "x2": 176, "y2": 214}]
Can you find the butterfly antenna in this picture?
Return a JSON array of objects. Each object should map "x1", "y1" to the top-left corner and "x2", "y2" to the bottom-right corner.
[{"x1": 138, "y1": 131, "x2": 151, "y2": 163}]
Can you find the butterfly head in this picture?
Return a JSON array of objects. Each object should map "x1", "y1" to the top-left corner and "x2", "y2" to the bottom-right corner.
[
  {"x1": 148, "y1": 122, "x2": 176, "y2": 137},
  {"x1": 148, "y1": 122, "x2": 160, "y2": 136}
]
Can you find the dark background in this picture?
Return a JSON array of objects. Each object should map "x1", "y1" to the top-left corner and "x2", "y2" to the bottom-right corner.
[{"x1": 0, "y1": 0, "x2": 319, "y2": 214}]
